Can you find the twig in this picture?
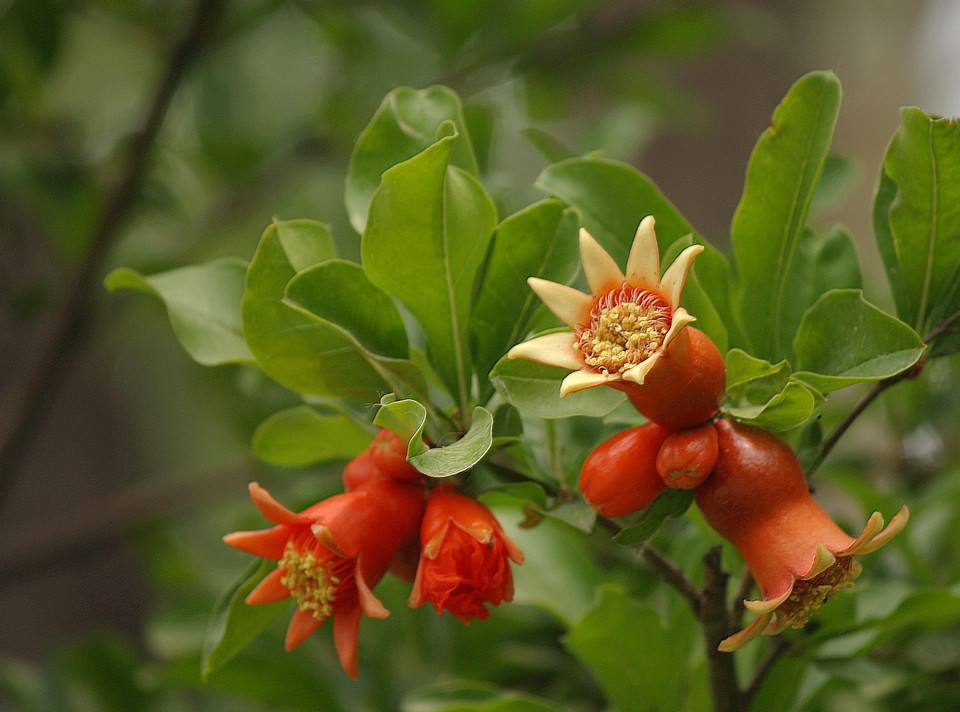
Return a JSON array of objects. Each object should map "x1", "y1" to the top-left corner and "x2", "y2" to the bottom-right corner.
[
  {"x1": 742, "y1": 637, "x2": 791, "y2": 706},
  {"x1": 924, "y1": 311, "x2": 960, "y2": 344},
  {"x1": 700, "y1": 546, "x2": 741, "y2": 712},
  {"x1": 641, "y1": 545, "x2": 703, "y2": 615},
  {"x1": 0, "y1": 0, "x2": 225, "y2": 510}
]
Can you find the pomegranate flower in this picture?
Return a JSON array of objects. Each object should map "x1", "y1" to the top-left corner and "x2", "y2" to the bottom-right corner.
[
  {"x1": 409, "y1": 485, "x2": 524, "y2": 623},
  {"x1": 696, "y1": 420, "x2": 909, "y2": 651},
  {"x1": 223, "y1": 480, "x2": 424, "y2": 677},
  {"x1": 507, "y1": 216, "x2": 702, "y2": 395}
]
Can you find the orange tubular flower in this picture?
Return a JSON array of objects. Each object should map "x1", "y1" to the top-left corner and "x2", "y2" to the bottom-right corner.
[
  {"x1": 507, "y1": 216, "x2": 725, "y2": 429},
  {"x1": 696, "y1": 420, "x2": 909, "y2": 651},
  {"x1": 223, "y1": 479, "x2": 424, "y2": 677},
  {"x1": 409, "y1": 485, "x2": 524, "y2": 623}
]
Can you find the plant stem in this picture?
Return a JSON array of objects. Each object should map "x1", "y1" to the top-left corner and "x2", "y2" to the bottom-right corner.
[
  {"x1": 701, "y1": 547, "x2": 742, "y2": 712},
  {"x1": 742, "y1": 638, "x2": 790, "y2": 707}
]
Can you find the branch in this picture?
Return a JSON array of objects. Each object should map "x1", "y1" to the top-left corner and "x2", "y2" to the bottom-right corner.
[
  {"x1": 700, "y1": 546, "x2": 741, "y2": 712},
  {"x1": 640, "y1": 544, "x2": 703, "y2": 615},
  {"x1": 742, "y1": 637, "x2": 791, "y2": 706},
  {"x1": 0, "y1": 0, "x2": 225, "y2": 509}
]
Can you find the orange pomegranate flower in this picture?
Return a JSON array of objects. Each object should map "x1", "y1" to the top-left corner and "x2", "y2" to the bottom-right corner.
[
  {"x1": 223, "y1": 479, "x2": 424, "y2": 677},
  {"x1": 696, "y1": 420, "x2": 909, "y2": 651},
  {"x1": 409, "y1": 485, "x2": 524, "y2": 623}
]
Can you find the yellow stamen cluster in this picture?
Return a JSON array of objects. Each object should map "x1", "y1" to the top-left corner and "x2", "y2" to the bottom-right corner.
[
  {"x1": 777, "y1": 556, "x2": 861, "y2": 628},
  {"x1": 281, "y1": 543, "x2": 339, "y2": 621},
  {"x1": 576, "y1": 287, "x2": 671, "y2": 375}
]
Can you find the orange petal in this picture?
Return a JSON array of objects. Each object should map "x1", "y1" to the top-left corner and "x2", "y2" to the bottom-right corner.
[
  {"x1": 333, "y1": 604, "x2": 362, "y2": 679},
  {"x1": 422, "y1": 524, "x2": 449, "y2": 560},
  {"x1": 246, "y1": 567, "x2": 290, "y2": 604},
  {"x1": 284, "y1": 608, "x2": 322, "y2": 651},
  {"x1": 499, "y1": 530, "x2": 525, "y2": 565},
  {"x1": 408, "y1": 556, "x2": 427, "y2": 608},
  {"x1": 355, "y1": 559, "x2": 389, "y2": 619},
  {"x1": 249, "y1": 482, "x2": 310, "y2": 526},
  {"x1": 223, "y1": 526, "x2": 289, "y2": 560}
]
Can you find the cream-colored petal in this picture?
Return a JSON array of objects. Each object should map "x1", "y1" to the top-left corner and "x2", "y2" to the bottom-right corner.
[
  {"x1": 579, "y1": 228, "x2": 624, "y2": 293},
  {"x1": 626, "y1": 216, "x2": 660, "y2": 290},
  {"x1": 856, "y1": 505, "x2": 910, "y2": 555},
  {"x1": 559, "y1": 368, "x2": 618, "y2": 396},
  {"x1": 621, "y1": 352, "x2": 661, "y2": 386},
  {"x1": 528, "y1": 277, "x2": 592, "y2": 328},
  {"x1": 508, "y1": 332, "x2": 581, "y2": 370},
  {"x1": 718, "y1": 612, "x2": 773, "y2": 652},
  {"x1": 839, "y1": 511, "x2": 885, "y2": 556},
  {"x1": 763, "y1": 616, "x2": 788, "y2": 636},
  {"x1": 659, "y1": 243, "x2": 704, "y2": 309},
  {"x1": 743, "y1": 587, "x2": 792, "y2": 615},
  {"x1": 661, "y1": 307, "x2": 697, "y2": 350},
  {"x1": 802, "y1": 544, "x2": 837, "y2": 579}
]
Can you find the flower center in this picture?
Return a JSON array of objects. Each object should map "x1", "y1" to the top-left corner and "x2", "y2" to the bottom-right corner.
[
  {"x1": 777, "y1": 556, "x2": 860, "y2": 629},
  {"x1": 575, "y1": 285, "x2": 671, "y2": 375},
  {"x1": 280, "y1": 541, "x2": 352, "y2": 621}
]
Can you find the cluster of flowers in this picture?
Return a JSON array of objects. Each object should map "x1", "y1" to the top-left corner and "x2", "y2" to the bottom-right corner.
[
  {"x1": 509, "y1": 216, "x2": 908, "y2": 651},
  {"x1": 224, "y1": 430, "x2": 523, "y2": 677}
]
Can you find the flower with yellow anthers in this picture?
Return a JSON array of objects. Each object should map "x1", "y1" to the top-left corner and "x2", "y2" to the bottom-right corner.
[{"x1": 508, "y1": 216, "x2": 726, "y2": 429}]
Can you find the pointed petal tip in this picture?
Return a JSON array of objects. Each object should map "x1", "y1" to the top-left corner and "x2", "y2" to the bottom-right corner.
[
  {"x1": 578, "y1": 228, "x2": 624, "y2": 293},
  {"x1": 804, "y1": 544, "x2": 837, "y2": 579}
]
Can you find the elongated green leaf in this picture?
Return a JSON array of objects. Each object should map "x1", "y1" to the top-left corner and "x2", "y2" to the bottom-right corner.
[
  {"x1": 564, "y1": 585, "x2": 685, "y2": 712},
  {"x1": 471, "y1": 200, "x2": 580, "y2": 393},
  {"x1": 251, "y1": 406, "x2": 371, "y2": 467},
  {"x1": 875, "y1": 109, "x2": 960, "y2": 333},
  {"x1": 731, "y1": 70, "x2": 842, "y2": 361},
  {"x1": 489, "y1": 354, "x2": 624, "y2": 419},
  {"x1": 614, "y1": 490, "x2": 694, "y2": 546},
  {"x1": 793, "y1": 289, "x2": 925, "y2": 393},
  {"x1": 813, "y1": 153, "x2": 858, "y2": 211},
  {"x1": 202, "y1": 559, "x2": 286, "y2": 679},
  {"x1": 813, "y1": 224, "x2": 862, "y2": 296},
  {"x1": 363, "y1": 130, "x2": 497, "y2": 406},
  {"x1": 346, "y1": 86, "x2": 478, "y2": 233},
  {"x1": 402, "y1": 681, "x2": 566, "y2": 712},
  {"x1": 242, "y1": 219, "x2": 390, "y2": 401},
  {"x1": 105, "y1": 258, "x2": 252, "y2": 366}
]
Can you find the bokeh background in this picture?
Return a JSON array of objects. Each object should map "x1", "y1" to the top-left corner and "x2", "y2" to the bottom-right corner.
[{"x1": 2, "y1": 1, "x2": 960, "y2": 710}]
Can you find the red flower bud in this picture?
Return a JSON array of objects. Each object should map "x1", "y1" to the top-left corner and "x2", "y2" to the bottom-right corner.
[
  {"x1": 342, "y1": 450, "x2": 389, "y2": 491},
  {"x1": 371, "y1": 429, "x2": 424, "y2": 483},
  {"x1": 409, "y1": 485, "x2": 524, "y2": 623},
  {"x1": 696, "y1": 420, "x2": 908, "y2": 651},
  {"x1": 579, "y1": 422, "x2": 671, "y2": 517},
  {"x1": 656, "y1": 422, "x2": 718, "y2": 489},
  {"x1": 223, "y1": 479, "x2": 424, "y2": 677}
]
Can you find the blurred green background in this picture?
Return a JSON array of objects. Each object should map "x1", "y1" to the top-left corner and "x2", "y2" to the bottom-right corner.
[{"x1": 2, "y1": 1, "x2": 960, "y2": 710}]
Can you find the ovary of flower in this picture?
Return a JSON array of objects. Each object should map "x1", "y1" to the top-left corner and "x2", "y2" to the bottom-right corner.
[{"x1": 507, "y1": 216, "x2": 703, "y2": 396}]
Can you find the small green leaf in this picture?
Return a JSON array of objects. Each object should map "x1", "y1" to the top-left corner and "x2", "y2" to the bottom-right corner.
[
  {"x1": 202, "y1": 560, "x2": 286, "y2": 679},
  {"x1": 105, "y1": 258, "x2": 252, "y2": 366},
  {"x1": 402, "y1": 681, "x2": 566, "y2": 712},
  {"x1": 521, "y1": 127, "x2": 575, "y2": 163},
  {"x1": 489, "y1": 353, "x2": 624, "y2": 419},
  {"x1": 723, "y1": 349, "x2": 821, "y2": 431},
  {"x1": 613, "y1": 490, "x2": 694, "y2": 546},
  {"x1": 813, "y1": 153, "x2": 858, "y2": 211},
  {"x1": 731, "y1": 70, "x2": 842, "y2": 361},
  {"x1": 812, "y1": 224, "x2": 862, "y2": 296},
  {"x1": 793, "y1": 290, "x2": 926, "y2": 393},
  {"x1": 251, "y1": 406, "x2": 371, "y2": 467},
  {"x1": 346, "y1": 86, "x2": 477, "y2": 234},
  {"x1": 726, "y1": 380, "x2": 819, "y2": 432}
]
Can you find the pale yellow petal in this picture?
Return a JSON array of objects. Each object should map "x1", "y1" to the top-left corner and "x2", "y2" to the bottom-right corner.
[
  {"x1": 621, "y1": 352, "x2": 661, "y2": 386},
  {"x1": 743, "y1": 587, "x2": 792, "y2": 615},
  {"x1": 625, "y1": 216, "x2": 660, "y2": 290},
  {"x1": 661, "y1": 307, "x2": 696, "y2": 350},
  {"x1": 763, "y1": 616, "x2": 787, "y2": 635},
  {"x1": 659, "y1": 244, "x2": 704, "y2": 309},
  {"x1": 507, "y1": 332, "x2": 581, "y2": 370},
  {"x1": 579, "y1": 228, "x2": 624, "y2": 294},
  {"x1": 718, "y1": 612, "x2": 773, "y2": 652},
  {"x1": 838, "y1": 511, "x2": 885, "y2": 556},
  {"x1": 528, "y1": 277, "x2": 592, "y2": 329},
  {"x1": 802, "y1": 544, "x2": 837, "y2": 579},
  {"x1": 559, "y1": 368, "x2": 618, "y2": 396},
  {"x1": 856, "y1": 505, "x2": 909, "y2": 555}
]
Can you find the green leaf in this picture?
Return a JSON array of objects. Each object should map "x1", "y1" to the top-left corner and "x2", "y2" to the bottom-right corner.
[
  {"x1": 614, "y1": 489, "x2": 694, "y2": 546},
  {"x1": 251, "y1": 406, "x2": 371, "y2": 467},
  {"x1": 520, "y1": 127, "x2": 575, "y2": 163},
  {"x1": 793, "y1": 289, "x2": 925, "y2": 393},
  {"x1": 105, "y1": 258, "x2": 252, "y2": 366},
  {"x1": 874, "y1": 109, "x2": 960, "y2": 333},
  {"x1": 489, "y1": 354, "x2": 624, "y2": 419},
  {"x1": 722, "y1": 349, "x2": 820, "y2": 431},
  {"x1": 813, "y1": 153, "x2": 858, "y2": 211},
  {"x1": 346, "y1": 86, "x2": 478, "y2": 233},
  {"x1": 471, "y1": 200, "x2": 580, "y2": 394},
  {"x1": 402, "y1": 681, "x2": 566, "y2": 712},
  {"x1": 202, "y1": 560, "x2": 286, "y2": 679},
  {"x1": 373, "y1": 398, "x2": 494, "y2": 477},
  {"x1": 731, "y1": 70, "x2": 842, "y2": 361},
  {"x1": 242, "y1": 219, "x2": 391, "y2": 401},
  {"x1": 813, "y1": 224, "x2": 862, "y2": 296},
  {"x1": 363, "y1": 131, "x2": 497, "y2": 407},
  {"x1": 564, "y1": 585, "x2": 685, "y2": 712}
]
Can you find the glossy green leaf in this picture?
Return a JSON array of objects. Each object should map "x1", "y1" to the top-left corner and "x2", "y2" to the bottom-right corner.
[
  {"x1": 346, "y1": 86, "x2": 478, "y2": 233},
  {"x1": 201, "y1": 559, "x2": 286, "y2": 679},
  {"x1": 242, "y1": 219, "x2": 390, "y2": 401},
  {"x1": 363, "y1": 130, "x2": 497, "y2": 406},
  {"x1": 614, "y1": 489, "x2": 694, "y2": 546},
  {"x1": 813, "y1": 224, "x2": 862, "y2": 296},
  {"x1": 813, "y1": 153, "x2": 858, "y2": 211},
  {"x1": 723, "y1": 349, "x2": 820, "y2": 431},
  {"x1": 471, "y1": 200, "x2": 580, "y2": 393},
  {"x1": 564, "y1": 585, "x2": 685, "y2": 712},
  {"x1": 731, "y1": 70, "x2": 842, "y2": 361},
  {"x1": 874, "y1": 109, "x2": 960, "y2": 333},
  {"x1": 105, "y1": 258, "x2": 252, "y2": 366},
  {"x1": 793, "y1": 289, "x2": 925, "y2": 393},
  {"x1": 402, "y1": 681, "x2": 566, "y2": 712},
  {"x1": 251, "y1": 406, "x2": 371, "y2": 467},
  {"x1": 489, "y1": 353, "x2": 624, "y2": 419}
]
